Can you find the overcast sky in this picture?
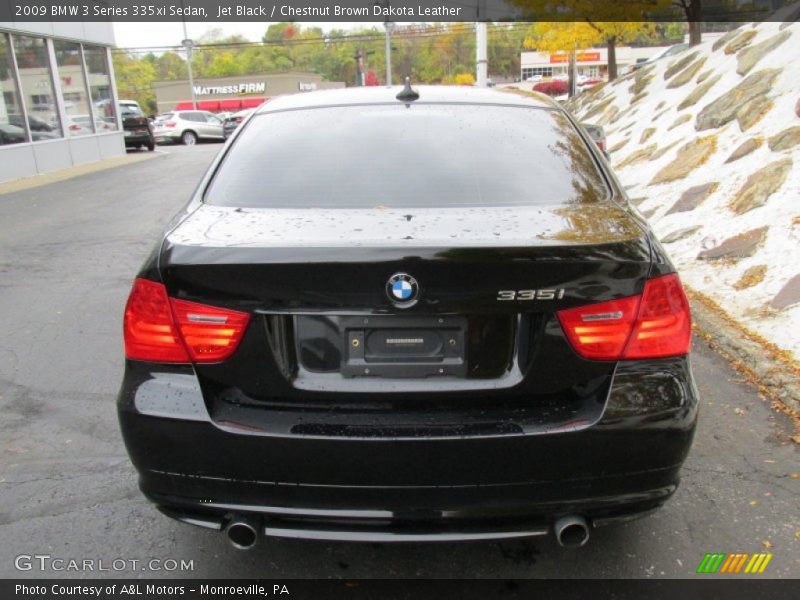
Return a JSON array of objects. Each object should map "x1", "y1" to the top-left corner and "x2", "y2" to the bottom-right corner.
[{"x1": 112, "y1": 22, "x2": 368, "y2": 48}]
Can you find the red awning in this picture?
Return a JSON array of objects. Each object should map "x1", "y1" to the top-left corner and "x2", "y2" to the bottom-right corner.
[
  {"x1": 219, "y1": 99, "x2": 242, "y2": 111},
  {"x1": 174, "y1": 101, "x2": 194, "y2": 110},
  {"x1": 198, "y1": 100, "x2": 220, "y2": 111},
  {"x1": 241, "y1": 97, "x2": 266, "y2": 109}
]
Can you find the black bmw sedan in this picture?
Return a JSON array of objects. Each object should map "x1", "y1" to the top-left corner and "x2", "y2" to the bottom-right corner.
[{"x1": 118, "y1": 84, "x2": 697, "y2": 549}]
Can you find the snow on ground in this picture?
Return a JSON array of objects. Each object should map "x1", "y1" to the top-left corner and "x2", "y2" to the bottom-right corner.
[{"x1": 567, "y1": 17, "x2": 800, "y2": 361}]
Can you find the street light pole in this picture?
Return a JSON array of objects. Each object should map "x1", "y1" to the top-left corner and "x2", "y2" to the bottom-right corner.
[
  {"x1": 181, "y1": 9, "x2": 197, "y2": 110},
  {"x1": 476, "y1": 0, "x2": 488, "y2": 87},
  {"x1": 384, "y1": 21, "x2": 394, "y2": 87}
]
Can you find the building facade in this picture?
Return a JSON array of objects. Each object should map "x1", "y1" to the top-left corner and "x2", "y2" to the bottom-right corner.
[
  {"x1": 521, "y1": 46, "x2": 667, "y2": 81},
  {"x1": 152, "y1": 72, "x2": 345, "y2": 114},
  {"x1": 0, "y1": 21, "x2": 124, "y2": 183}
]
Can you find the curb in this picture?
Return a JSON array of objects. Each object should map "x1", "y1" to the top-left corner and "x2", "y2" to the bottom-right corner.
[
  {"x1": 687, "y1": 287, "x2": 800, "y2": 416},
  {"x1": 0, "y1": 151, "x2": 160, "y2": 195}
]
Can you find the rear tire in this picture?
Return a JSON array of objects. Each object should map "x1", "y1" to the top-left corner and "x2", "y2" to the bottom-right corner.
[
  {"x1": 146, "y1": 137, "x2": 156, "y2": 151},
  {"x1": 181, "y1": 131, "x2": 197, "y2": 146}
]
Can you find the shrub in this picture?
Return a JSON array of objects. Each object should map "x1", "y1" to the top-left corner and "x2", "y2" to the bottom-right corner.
[{"x1": 533, "y1": 80, "x2": 568, "y2": 96}]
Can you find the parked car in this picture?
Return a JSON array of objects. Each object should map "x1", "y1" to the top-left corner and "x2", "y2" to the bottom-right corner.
[
  {"x1": 70, "y1": 115, "x2": 116, "y2": 134},
  {"x1": 577, "y1": 77, "x2": 604, "y2": 90},
  {"x1": 119, "y1": 85, "x2": 696, "y2": 550},
  {"x1": 223, "y1": 109, "x2": 254, "y2": 140},
  {"x1": 582, "y1": 122, "x2": 608, "y2": 155},
  {"x1": 61, "y1": 117, "x2": 93, "y2": 136},
  {"x1": 0, "y1": 122, "x2": 59, "y2": 145},
  {"x1": 119, "y1": 101, "x2": 155, "y2": 151},
  {"x1": 119, "y1": 99, "x2": 143, "y2": 114},
  {"x1": 7, "y1": 113, "x2": 54, "y2": 132},
  {"x1": 0, "y1": 123, "x2": 26, "y2": 145},
  {"x1": 153, "y1": 110, "x2": 225, "y2": 145},
  {"x1": 631, "y1": 43, "x2": 690, "y2": 72}
]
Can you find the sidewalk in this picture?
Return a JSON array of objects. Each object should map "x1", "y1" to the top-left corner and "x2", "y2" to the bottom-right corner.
[{"x1": 0, "y1": 151, "x2": 160, "y2": 195}]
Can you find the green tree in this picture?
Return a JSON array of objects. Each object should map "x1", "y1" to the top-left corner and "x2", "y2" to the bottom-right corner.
[
  {"x1": 112, "y1": 52, "x2": 156, "y2": 113},
  {"x1": 154, "y1": 51, "x2": 188, "y2": 81}
]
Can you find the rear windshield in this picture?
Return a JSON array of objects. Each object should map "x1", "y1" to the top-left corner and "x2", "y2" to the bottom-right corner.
[
  {"x1": 205, "y1": 104, "x2": 608, "y2": 209},
  {"x1": 120, "y1": 104, "x2": 144, "y2": 117}
]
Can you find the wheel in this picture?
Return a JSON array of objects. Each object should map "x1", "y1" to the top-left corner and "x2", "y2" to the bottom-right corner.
[
  {"x1": 146, "y1": 136, "x2": 156, "y2": 151},
  {"x1": 181, "y1": 130, "x2": 197, "y2": 146}
]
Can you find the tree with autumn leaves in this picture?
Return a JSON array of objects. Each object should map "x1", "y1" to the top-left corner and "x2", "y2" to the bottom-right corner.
[
  {"x1": 515, "y1": 0, "x2": 714, "y2": 91},
  {"x1": 524, "y1": 21, "x2": 656, "y2": 85},
  {"x1": 518, "y1": 0, "x2": 668, "y2": 86}
]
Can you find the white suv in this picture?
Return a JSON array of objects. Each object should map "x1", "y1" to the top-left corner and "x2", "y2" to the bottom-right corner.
[{"x1": 153, "y1": 110, "x2": 224, "y2": 145}]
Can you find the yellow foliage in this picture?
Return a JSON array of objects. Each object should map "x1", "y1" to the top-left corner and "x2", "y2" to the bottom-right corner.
[
  {"x1": 455, "y1": 73, "x2": 476, "y2": 86},
  {"x1": 443, "y1": 73, "x2": 476, "y2": 86},
  {"x1": 524, "y1": 22, "x2": 600, "y2": 53},
  {"x1": 524, "y1": 21, "x2": 656, "y2": 53}
]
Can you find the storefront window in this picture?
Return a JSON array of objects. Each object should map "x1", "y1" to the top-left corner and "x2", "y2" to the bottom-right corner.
[
  {"x1": 83, "y1": 45, "x2": 117, "y2": 131},
  {"x1": 12, "y1": 35, "x2": 62, "y2": 140},
  {"x1": 54, "y1": 40, "x2": 93, "y2": 136},
  {"x1": 522, "y1": 67, "x2": 554, "y2": 79},
  {"x1": 0, "y1": 33, "x2": 27, "y2": 146}
]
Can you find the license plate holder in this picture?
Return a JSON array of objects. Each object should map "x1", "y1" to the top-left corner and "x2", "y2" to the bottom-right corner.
[{"x1": 341, "y1": 315, "x2": 467, "y2": 378}]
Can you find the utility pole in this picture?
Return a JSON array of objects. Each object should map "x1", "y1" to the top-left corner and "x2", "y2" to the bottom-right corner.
[
  {"x1": 375, "y1": 0, "x2": 394, "y2": 86},
  {"x1": 354, "y1": 49, "x2": 362, "y2": 86},
  {"x1": 180, "y1": 4, "x2": 197, "y2": 110},
  {"x1": 476, "y1": 0, "x2": 488, "y2": 87},
  {"x1": 568, "y1": 43, "x2": 577, "y2": 98},
  {"x1": 354, "y1": 49, "x2": 374, "y2": 86}
]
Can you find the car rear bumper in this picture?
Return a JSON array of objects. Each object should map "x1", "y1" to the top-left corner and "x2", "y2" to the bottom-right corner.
[
  {"x1": 124, "y1": 132, "x2": 152, "y2": 145},
  {"x1": 153, "y1": 132, "x2": 180, "y2": 143},
  {"x1": 118, "y1": 357, "x2": 698, "y2": 541}
]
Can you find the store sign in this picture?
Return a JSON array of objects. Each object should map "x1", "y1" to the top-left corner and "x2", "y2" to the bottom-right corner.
[
  {"x1": 298, "y1": 82, "x2": 317, "y2": 92},
  {"x1": 550, "y1": 52, "x2": 602, "y2": 63},
  {"x1": 193, "y1": 82, "x2": 266, "y2": 95}
]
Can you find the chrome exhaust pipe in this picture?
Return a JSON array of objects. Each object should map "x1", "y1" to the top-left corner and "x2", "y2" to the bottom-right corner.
[
  {"x1": 553, "y1": 515, "x2": 590, "y2": 548},
  {"x1": 224, "y1": 515, "x2": 261, "y2": 550}
]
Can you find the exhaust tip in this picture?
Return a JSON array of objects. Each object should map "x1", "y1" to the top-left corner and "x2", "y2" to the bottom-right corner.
[
  {"x1": 554, "y1": 515, "x2": 590, "y2": 548},
  {"x1": 225, "y1": 517, "x2": 259, "y2": 550}
]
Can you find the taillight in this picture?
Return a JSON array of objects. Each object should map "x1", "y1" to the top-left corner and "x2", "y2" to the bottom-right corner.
[
  {"x1": 165, "y1": 121, "x2": 177, "y2": 128},
  {"x1": 235, "y1": 116, "x2": 243, "y2": 123},
  {"x1": 123, "y1": 278, "x2": 250, "y2": 363},
  {"x1": 557, "y1": 274, "x2": 691, "y2": 361},
  {"x1": 124, "y1": 278, "x2": 189, "y2": 362},
  {"x1": 170, "y1": 298, "x2": 250, "y2": 362},
  {"x1": 557, "y1": 296, "x2": 640, "y2": 360},
  {"x1": 623, "y1": 273, "x2": 691, "y2": 359}
]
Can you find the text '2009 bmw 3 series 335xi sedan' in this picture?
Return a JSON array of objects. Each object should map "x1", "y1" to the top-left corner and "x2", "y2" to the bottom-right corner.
[{"x1": 118, "y1": 83, "x2": 697, "y2": 550}]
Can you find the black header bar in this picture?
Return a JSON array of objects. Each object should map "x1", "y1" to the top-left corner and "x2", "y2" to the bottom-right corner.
[
  {"x1": 2, "y1": 0, "x2": 799, "y2": 23},
  {"x1": 3, "y1": 579, "x2": 800, "y2": 600}
]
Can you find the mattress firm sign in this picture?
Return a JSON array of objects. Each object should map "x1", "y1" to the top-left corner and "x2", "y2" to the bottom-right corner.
[{"x1": 193, "y1": 82, "x2": 266, "y2": 95}]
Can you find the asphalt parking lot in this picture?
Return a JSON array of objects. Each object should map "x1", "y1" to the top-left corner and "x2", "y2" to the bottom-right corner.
[{"x1": 0, "y1": 144, "x2": 797, "y2": 579}]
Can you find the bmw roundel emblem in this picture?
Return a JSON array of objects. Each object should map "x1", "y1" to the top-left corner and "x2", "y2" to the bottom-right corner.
[{"x1": 386, "y1": 273, "x2": 419, "y2": 306}]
